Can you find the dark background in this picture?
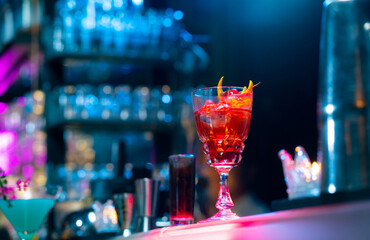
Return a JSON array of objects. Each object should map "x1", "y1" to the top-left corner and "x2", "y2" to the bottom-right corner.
[
  {"x1": 170, "y1": 0, "x2": 323, "y2": 204},
  {"x1": 0, "y1": 0, "x2": 324, "y2": 206}
]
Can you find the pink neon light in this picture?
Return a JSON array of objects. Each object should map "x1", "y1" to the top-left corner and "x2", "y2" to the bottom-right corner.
[
  {"x1": 0, "y1": 130, "x2": 17, "y2": 152},
  {"x1": 21, "y1": 147, "x2": 33, "y2": 163},
  {"x1": 9, "y1": 154, "x2": 20, "y2": 173},
  {"x1": 0, "y1": 130, "x2": 18, "y2": 175},
  {"x1": 0, "y1": 45, "x2": 28, "y2": 97},
  {"x1": 35, "y1": 155, "x2": 47, "y2": 167},
  {"x1": 0, "y1": 154, "x2": 10, "y2": 174},
  {"x1": 0, "y1": 102, "x2": 7, "y2": 114},
  {"x1": 16, "y1": 97, "x2": 27, "y2": 107},
  {"x1": 22, "y1": 165, "x2": 34, "y2": 178}
]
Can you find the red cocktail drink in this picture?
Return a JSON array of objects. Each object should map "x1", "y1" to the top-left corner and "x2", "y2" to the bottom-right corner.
[
  {"x1": 192, "y1": 80, "x2": 253, "y2": 222},
  {"x1": 195, "y1": 107, "x2": 251, "y2": 168}
]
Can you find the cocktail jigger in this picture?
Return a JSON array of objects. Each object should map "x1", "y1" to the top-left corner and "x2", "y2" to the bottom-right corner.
[
  {"x1": 134, "y1": 178, "x2": 159, "y2": 233},
  {"x1": 113, "y1": 193, "x2": 134, "y2": 237}
]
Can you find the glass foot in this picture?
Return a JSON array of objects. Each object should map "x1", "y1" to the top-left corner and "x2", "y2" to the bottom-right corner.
[
  {"x1": 171, "y1": 217, "x2": 194, "y2": 226},
  {"x1": 198, "y1": 209, "x2": 239, "y2": 223}
]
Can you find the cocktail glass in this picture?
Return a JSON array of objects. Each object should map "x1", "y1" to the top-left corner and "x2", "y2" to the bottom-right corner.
[
  {"x1": 0, "y1": 185, "x2": 61, "y2": 240},
  {"x1": 192, "y1": 86, "x2": 253, "y2": 222}
]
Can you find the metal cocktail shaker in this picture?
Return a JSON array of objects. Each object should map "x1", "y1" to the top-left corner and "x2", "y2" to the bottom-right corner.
[
  {"x1": 113, "y1": 193, "x2": 134, "y2": 237},
  {"x1": 319, "y1": 0, "x2": 370, "y2": 194},
  {"x1": 134, "y1": 178, "x2": 159, "y2": 233}
]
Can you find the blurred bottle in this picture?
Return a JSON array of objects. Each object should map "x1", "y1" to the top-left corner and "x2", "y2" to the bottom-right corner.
[
  {"x1": 319, "y1": 0, "x2": 370, "y2": 194},
  {"x1": 147, "y1": 10, "x2": 161, "y2": 49},
  {"x1": 80, "y1": 0, "x2": 96, "y2": 52},
  {"x1": 50, "y1": 0, "x2": 186, "y2": 58},
  {"x1": 62, "y1": 0, "x2": 77, "y2": 52},
  {"x1": 63, "y1": 86, "x2": 77, "y2": 119},
  {"x1": 75, "y1": 85, "x2": 87, "y2": 119},
  {"x1": 100, "y1": 0, "x2": 114, "y2": 52},
  {"x1": 116, "y1": 85, "x2": 132, "y2": 121},
  {"x1": 20, "y1": 0, "x2": 41, "y2": 29},
  {"x1": 132, "y1": 86, "x2": 149, "y2": 121},
  {"x1": 3, "y1": 4, "x2": 14, "y2": 44},
  {"x1": 112, "y1": 0, "x2": 128, "y2": 53},
  {"x1": 92, "y1": 200, "x2": 120, "y2": 233},
  {"x1": 11, "y1": 0, "x2": 22, "y2": 31},
  {"x1": 159, "y1": 85, "x2": 173, "y2": 123},
  {"x1": 53, "y1": 17, "x2": 64, "y2": 52}
]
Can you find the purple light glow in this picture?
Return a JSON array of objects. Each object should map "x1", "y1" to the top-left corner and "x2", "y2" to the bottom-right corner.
[
  {"x1": 5, "y1": 111, "x2": 21, "y2": 130},
  {"x1": 9, "y1": 154, "x2": 20, "y2": 172},
  {"x1": 0, "y1": 102, "x2": 7, "y2": 114},
  {"x1": 35, "y1": 155, "x2": 47, "y2": 167},
  {"x1": 0, "y1": 130, "x2": 17, "y2": 152},
  {"x1": 2, "y1": 153, "x2": 21, "y2": 175},
  {"x1": 21, "y1": 149, "x2": 33, "y2": 163},
  {"x1": 22, "y1": 164, "x2": 34, "y2": 178},
  {"x1": 0, "y1": 130, "x2": 18, "y2": 175},
  {"x1": 0, "y1": 67, "x2": 21, "y2": 98},
  {"x1": 0, "y1": 154, "x2": 10, "y2": 175},
  {"x1": 21, "y1": 138, "x2": 34, "y2": 163},
  {"x1": 16, "y1": 97, "x2": 27, "y2": 107},
  {"x1": 0, "y1": 45, "x2": 29, "y2": 97}
]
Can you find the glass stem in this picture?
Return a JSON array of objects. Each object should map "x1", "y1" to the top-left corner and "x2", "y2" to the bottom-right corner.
[{"x1": 215, "y1": 168, "x2": 233, "y2": 210}]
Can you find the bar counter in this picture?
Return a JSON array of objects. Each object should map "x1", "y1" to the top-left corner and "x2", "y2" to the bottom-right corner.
[{"x1": 110, "y1": 199, "x2": 370, "y2": 240}]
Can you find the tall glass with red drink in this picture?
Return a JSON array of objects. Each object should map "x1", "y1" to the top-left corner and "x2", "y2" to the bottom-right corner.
[
  {"x1": 169, "y1": 154, "x2": 195, "y2": 225},
  {"x1": 192, "y1": 83, "x2": 253, "y2": 222}
]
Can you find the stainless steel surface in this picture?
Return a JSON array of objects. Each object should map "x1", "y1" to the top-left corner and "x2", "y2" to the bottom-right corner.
[
  {"x1": 113, "y1": 193, "x2": 134, "y2": 237},
  {"x1": 135, "y1": 216, "x2": 153, "y2": 234},
  {"x1": 134, "y1": 178, "x2": 159, "y2": 232},
  {"x1": 319, "y1": 0, "x2": 370, "y2": 193}
]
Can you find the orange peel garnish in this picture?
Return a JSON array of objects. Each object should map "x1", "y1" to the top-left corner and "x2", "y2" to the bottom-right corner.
[
  {"x1": 217, "y1": 76, "x2": 224, "y2": 97},
  {"x1": 216, "y1": 77, "x2": 255, "y2": 108},
  {"x1": 225, "y1": 97, "x2": 252, "y2": 109},
  {"x1": 241, "y1": 80, "x2": 253, "y2": 94}
]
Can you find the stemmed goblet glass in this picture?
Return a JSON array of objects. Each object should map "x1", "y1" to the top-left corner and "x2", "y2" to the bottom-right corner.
[
  {"x1": 192, "y1": 85, "x2": 253, "y2": 222},
  {"x1": 0, "y1": 184, "x2": 61, "y2": 240}
]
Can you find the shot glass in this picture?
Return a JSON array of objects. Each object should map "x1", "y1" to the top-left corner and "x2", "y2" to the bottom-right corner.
[{"x1": 169, "y1": 154, "x2": 195, "y2": 226}]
